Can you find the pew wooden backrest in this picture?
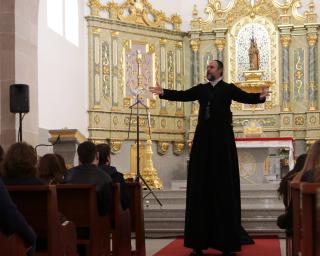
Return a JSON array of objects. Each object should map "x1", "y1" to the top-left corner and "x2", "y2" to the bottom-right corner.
[
  {"x1": 126, "y1": 182, "x2": 146, "y2": 256},
  {"x1": 6, "y1": 185, "x2": 62, "y2": 256},
  {"x1": 291, "y1": 182, "x2": 301, "y2": 256},
  {"x1": 300, "y1": 183, "x2": 320, "y2": 256},
  {"x1": 0, "y1": 233, "x2": 29, "y2": 256},
  {"x1": 56, "y1": 184, "x2": 110, "y2": 256},
  {"x1": 317, "y1": 189, "x2": 320, "y2": 256},
  {"x1": 111, "y1": 183, "x2": 131, "y2": 256}
]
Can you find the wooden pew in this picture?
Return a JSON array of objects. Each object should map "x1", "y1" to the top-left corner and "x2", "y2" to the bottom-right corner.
[
  {"x1": 6, "y1": 185, "x2": 76, "y2": 256},
  {"x1": 126, "y1": 182, "x2": 146, "y2": 256},
  {"x1": 0, "y1": 233, "x2": 30, "y2": 256},
  {"x1": 300, "y1": 183, "x2": 320, "y2": 256},
  {"x1": 56, "y1": 184, "x2": 110, "y2": 256},
  {"x1": 317, "y1": 188, "x2": 320, "y2": 256},
  {"x1": 111, "y1": 183, "x2": 131, "y2": 256},
  {"x1": 286, "y1": 182, "x2": 292, "y2": 256},
  {"x1": 291, "y1": 182, "x2": 301, "y2": 256}
]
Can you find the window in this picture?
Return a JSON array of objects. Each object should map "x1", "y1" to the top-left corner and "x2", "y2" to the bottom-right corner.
[{"x1": 47, "y1": 0, "x2": 79, "y2": 46}]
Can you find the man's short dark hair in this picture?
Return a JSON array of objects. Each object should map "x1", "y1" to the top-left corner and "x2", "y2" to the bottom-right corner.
[
  {"x1": 96, "y1": 143, "x2": 111, "y2": 166},
  {"x1": 214, "y1": 59, "x2": 224, "y2": 76},
  {"x1": 77, "y1": 141, "x2": 97, "y2": 164}
]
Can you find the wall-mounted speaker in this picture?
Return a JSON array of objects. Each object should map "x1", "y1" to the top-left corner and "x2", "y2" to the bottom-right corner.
[{"x1": 10, "y1": 84, "x2": 30, "y2": 113}]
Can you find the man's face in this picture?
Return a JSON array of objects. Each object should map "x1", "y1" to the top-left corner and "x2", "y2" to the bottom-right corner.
[{"x1": 206, "y1": 61, "x2": 222, "y2": 81}]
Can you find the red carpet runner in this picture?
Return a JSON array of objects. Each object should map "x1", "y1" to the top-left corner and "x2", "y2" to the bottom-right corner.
[{"x1": 153, "y1": 237, "x2": 281, "y2": 256}]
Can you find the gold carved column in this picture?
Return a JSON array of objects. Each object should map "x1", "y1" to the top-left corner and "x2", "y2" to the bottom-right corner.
[
  {"x1": 214, "y1": 39, "x2": 226, "y2": 62},
  {"x1": 280, "y1": 33, "x2": 292, "y2": 112},
  {"x1": 306, "y1": 30, "x2": 318, "y2": 111},
  {"x1": 190, "y1": 39, "x2": 200, "y2": 114}
]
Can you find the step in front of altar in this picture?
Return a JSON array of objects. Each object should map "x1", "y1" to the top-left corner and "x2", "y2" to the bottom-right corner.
[{"x1": 143, "y1": 183, "x2": 285, "y2": 238}]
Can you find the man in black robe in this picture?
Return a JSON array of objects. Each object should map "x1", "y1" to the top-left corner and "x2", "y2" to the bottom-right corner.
[{"x1": 150, "y1": 60, "x2": 270, "y2": 256}]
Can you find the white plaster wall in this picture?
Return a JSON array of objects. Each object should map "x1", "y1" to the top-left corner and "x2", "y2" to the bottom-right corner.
[{"x1": 38, "y1": 0, "x2": 87, "y2": 138}]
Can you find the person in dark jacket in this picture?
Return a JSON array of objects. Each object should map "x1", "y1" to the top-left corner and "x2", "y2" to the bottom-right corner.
[
  {"x1": 150, "y1": 60, "x2": 269, "y2": 256},
  {"x1": 65, "y1": 141, "x2": 113, "y2": 216},
  {"x1": 96, "y1": 143, "x2": 130, "y2": 210},
  {"x1": 277, "y1": 153, "x2": 307, "y2": 207},
  {"x1": 277, "y1": 140, "x2": 320, "y2": 233},
  {"x1": 0, "y1": 178, "x2": 36, "y2": 256}
]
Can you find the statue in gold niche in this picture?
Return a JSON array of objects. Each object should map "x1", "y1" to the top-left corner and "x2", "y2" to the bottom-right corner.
[{"x1": 249, "y1": 38, "x2": 260, "y2": 70}]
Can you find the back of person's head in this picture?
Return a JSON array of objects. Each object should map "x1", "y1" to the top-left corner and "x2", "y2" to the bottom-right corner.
[
  {"x1": 2, "y1": 142, "x2": 37, "y2": 178},
  {"x1": 96, "y1": 143, "x2": 111, "y2": 166},
  {"x1": 301, "y1": 140, "x2": 320, "y2": 182},
  {"x1": 292, "y1": 153, "x2": 307, "y2": 172},
  {"x1": 277, "y1": 153, "x2": 307, "y2": 199},
  {"x1": 55, "y1": 153, "x2": 68, "y2": 171},
  {"x1": 38, "y1": 154, "x2": 65, "y2": 184},
  {"x1": 77, "y1": 141, "x2": 97, "y2": 164}
]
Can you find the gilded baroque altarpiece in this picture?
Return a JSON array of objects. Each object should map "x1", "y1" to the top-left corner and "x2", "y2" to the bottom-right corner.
[{"x1": 87, "y1": 0, "x2": 320, "y2": 155}]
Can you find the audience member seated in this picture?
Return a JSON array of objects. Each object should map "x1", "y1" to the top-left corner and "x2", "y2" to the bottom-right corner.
[
  {"x1": 0, "y1": 145, "x2": 4, "y2": 175},
  {"x1": 55, "y1": 153, "x2": 68, "y2": 172},
  {"x1": 65, "y1": 141, "x2": 113, "y2": 216},
  {"x1": 0, "y1": 178, "x2": 36, "y2": 256},
  {"x1": 297, "y1": 140, "x2": 320, "y2": 182},
  {"x1": 277, "y1": 153, "x2": 307, "y2": 208},
  {"x1": 1, "y1": 142, "x2": 43, "y2": 185},
  {"x1": 97, "y1": 143, "x2": 130, "y2": 210},
  {"x1": 38, "y1": 154, "x2": 65, "y2": 184},
  {"x1": 277, "y1": 140, "x2": 320, "y2": 233}
]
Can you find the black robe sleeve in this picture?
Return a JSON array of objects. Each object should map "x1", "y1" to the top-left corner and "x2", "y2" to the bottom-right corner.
[
  {"x1": 159, "y1": 85, "x2": 200, "y2": 102},
  {"x1": 230, "y1": 83, "x2": 266, "y2": 104}
]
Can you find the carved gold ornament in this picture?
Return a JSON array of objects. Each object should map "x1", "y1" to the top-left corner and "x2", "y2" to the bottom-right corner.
[
  {"x1": 190, "y1": 40, "x2": 200, "y2": 52},
  {"x1": 295, "y1": 116, "x2": 304, "y2": 126},
  {"x1": 280, "y1": 35, "x2": 291, "y2": 48},
  {"x1": 110, "y1": 140, "x2": 123, "y2": 154},
  {"x1": 173, "y1": 141, "x2": 185, "y2": 155},
  {"x1": 94, "y1": 114, "x2": 101, "y2": 125},
  {"x1": 157, "y1": 141, "x2": 169, "y2": 155},
  {"x1": 283, "y1": 116, "x2": 291, "y2": 125},
  {"x1": 307, "y1": 34, "x2": 318, "y2": 46},
  {"x1": 309, "y1": 115, "x2": 317, "y2": 125},
  {"x1": 89, "y1": 0, "x2": 182, "y2": 31},
  {"x1": 215, "y1": 39, "x2": 226, "y2": 51}
]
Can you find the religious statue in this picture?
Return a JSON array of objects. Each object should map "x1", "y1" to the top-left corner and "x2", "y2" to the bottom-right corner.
[{"x1": 248, "y1": 38, "x2": 259, "y2": 70}]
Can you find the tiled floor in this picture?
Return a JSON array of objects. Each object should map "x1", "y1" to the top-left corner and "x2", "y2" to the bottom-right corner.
[{"x1": 145, "y1": 238, "x2": 286, "y2": 256}]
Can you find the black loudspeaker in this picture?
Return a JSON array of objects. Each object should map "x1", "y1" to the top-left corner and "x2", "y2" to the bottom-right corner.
[{"x1": 10, "y1": 84, "x2": 30, "y2": 113}]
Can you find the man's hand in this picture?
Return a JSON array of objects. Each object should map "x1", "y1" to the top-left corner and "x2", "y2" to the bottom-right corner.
[
  {"x1": 260, "y1": 87, "x2": 271, "y2": 100},
  {"x1": 149, "y1": 82, "x2": 164, "y2": 96}
]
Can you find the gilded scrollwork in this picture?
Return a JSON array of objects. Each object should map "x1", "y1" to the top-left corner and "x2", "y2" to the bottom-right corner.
[
  {"x1": 295, "y1": 116, "x2": 305, "y2": 126},
  {"x1": 110, "y1": 140, "x2": 123, "y2": 154},
  {"x1": 157, "y1": 141, "x2": 169, "y2": 155},
  {"x1": 173, "y1": 141, "x2": 185, "y2": 155},
  {"x1": 89, "y1": 0, "x2": 182, "y2": 31},
  {"x1": 102, "y1": 41, "x2": 111, "y2": 98},
  {"x1": 294, "y1": 49, "x2": 304, "y2": 100},
  {"x1": 167, "y1": 51, "x2": 175, "y2": 90}
]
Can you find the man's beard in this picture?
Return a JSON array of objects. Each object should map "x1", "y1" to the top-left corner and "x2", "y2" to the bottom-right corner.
[{"x1": 207, "y1": 73, "x2": 215, "y2": 81}]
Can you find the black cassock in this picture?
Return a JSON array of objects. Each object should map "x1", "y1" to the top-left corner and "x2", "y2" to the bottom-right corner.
[{"x1": 160, "y1": 81, "x2": 265, "y2": 252}]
